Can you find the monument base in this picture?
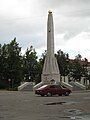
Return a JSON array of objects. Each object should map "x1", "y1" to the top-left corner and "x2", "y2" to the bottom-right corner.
[{"x1": 41, "y1": 74, "x2": 60, "y2": 84}]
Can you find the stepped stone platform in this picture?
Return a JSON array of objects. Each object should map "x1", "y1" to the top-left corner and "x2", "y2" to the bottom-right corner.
[{"x1": 18, "y1": 82, "x2": 34, "y2": 91}]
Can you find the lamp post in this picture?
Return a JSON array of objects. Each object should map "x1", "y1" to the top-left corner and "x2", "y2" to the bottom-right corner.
[
  {"x1": 29, "y1": 76, "x2": 31, "y2": 81},
  {"x1": 8, "y1": 79, "x2": 11, "y2": 90}
]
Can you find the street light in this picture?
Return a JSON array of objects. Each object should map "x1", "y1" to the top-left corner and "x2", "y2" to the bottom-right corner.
[
  {"x1": 8, "y1": 79, "x2": 11, "y2": 90},
  {"x1": 29, "y1": 76, "x2": 31, "y2": 80}
]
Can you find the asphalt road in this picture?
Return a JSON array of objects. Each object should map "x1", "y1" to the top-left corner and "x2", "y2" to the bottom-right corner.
[{"x1": 0, "y1": 91, "x2": 90, "y2": 120}]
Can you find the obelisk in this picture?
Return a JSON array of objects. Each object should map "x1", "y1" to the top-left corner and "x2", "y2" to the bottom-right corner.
[{"x1": 41, "y1": 11, "x2": 60, "y2": 84}]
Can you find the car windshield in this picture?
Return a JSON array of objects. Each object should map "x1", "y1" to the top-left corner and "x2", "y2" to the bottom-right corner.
[
  {"x1": 54, "y1": 85, "x2": 65, "y2": 88},
  {"x1": 38, "y1": 85, "x2": 48, "y2": 89},
  {"x1": 49, "y1": 85, "x2": 63, "y2": 88}
]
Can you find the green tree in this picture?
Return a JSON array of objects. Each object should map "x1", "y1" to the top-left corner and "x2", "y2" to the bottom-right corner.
[
  {"x1": 56, "y1": 50, "x2": 70, "y2": 76},
  {"x1": 35, "y1": 50, "x2": 47, "y2": 84},
  {"x1": 71, "y1": 60, "x2": 83, "y2": 81},
  {"x1": 75, "y1": 54, "x2": 82, "y2": 60},
  {"x1": 0, "y1": 44, "x2": 10, "y2": 89},
  {"x1": 6, "y1": 38, "x2": 22, "y2": 88},
  {"x1": 23, "y1": 46, "x2": 38, "y2": 82},
  {"x1": 0, "y1": 38, "x2": 22, "y2": 89},
  {"x1": 70, "y1": 56, "x2": 88, "y2": 81}
]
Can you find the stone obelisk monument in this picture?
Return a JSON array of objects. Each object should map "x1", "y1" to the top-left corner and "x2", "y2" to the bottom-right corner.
[{"x1": 41, "y1": 11, "x2": 60, "y2": 84}]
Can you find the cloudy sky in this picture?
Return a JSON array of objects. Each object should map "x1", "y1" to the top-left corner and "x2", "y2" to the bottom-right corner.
[{"x1": 0, "y1": 0, "x2": 90, "y2": 60}]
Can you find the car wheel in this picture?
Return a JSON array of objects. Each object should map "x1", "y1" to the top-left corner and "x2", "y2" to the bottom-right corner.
[
  {"x1": 58, "y1": 94, "x2": 62, "y2": 96},
  {"x1": 41, "y1": 94, "x2": 44, "y2": 97},
  {"x1": 64, "y1": 92, "x2": 69, "y2": 96},
  {"x1": 47, "y1": 92, "x2": 52, "y2": 97}
]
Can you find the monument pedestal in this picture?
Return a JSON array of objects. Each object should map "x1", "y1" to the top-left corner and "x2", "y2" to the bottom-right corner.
[
  {"x1": 41, "y1": 74, "x2": 60, "y2": 84},
  {"x1": 41, "y1": 55, "x2": 60, "y2": 83}
]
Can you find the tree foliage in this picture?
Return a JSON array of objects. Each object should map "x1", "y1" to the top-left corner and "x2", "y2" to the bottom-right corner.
[
  {"x1": 0, "y1": 38, "x2": 22, "y2": 89},
  {"x1": 56, "y1": 50, "x2": 89, "y2": 82},
  {"x1": 0, "y1": 39, "x2": 89, "y2": 89},
  {"x1": 56, "y1": 50, "x2": 70, "y2": 76},
  {"x1": 22, "y1": 46, "x2": 42, "y2": 84}
]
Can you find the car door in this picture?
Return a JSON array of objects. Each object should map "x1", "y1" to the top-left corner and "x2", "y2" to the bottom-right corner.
[
  {"x1": 56, "y1": 85, "x2": 63, "y2": 94},
  {"x1": 49, "y1": 85, "x2": 56, "y2": 95}
]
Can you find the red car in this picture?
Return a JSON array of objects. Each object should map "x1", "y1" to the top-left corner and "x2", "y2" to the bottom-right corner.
[{"x1": 35, "y1": 84, "x2": 71, "y2": 96}]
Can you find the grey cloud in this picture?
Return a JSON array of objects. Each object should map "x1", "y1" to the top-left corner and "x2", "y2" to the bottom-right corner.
[
  {"x1": 65, "y1": 9, "x2": 90, "y2": 18},
  {"x1": 0, "y1": 0, "x2": 90, "y2": 54},
  {"x1": 39, "y1": 0, "x2": 90, "y2": 18},
  {"x1": 0, "y1": 15, "x2": 46, "y2": 50},
  {"x1": 38, "y1": 0, "x2": 90, "y2": 10},
  {"x1": 54, "y1": 15, "x2": 90, "y2": 41}
]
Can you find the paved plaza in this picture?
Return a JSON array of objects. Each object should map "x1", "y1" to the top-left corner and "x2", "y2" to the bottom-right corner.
[{"x1": 0, "y1": 91, "x2": 90, "y2": 120}]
